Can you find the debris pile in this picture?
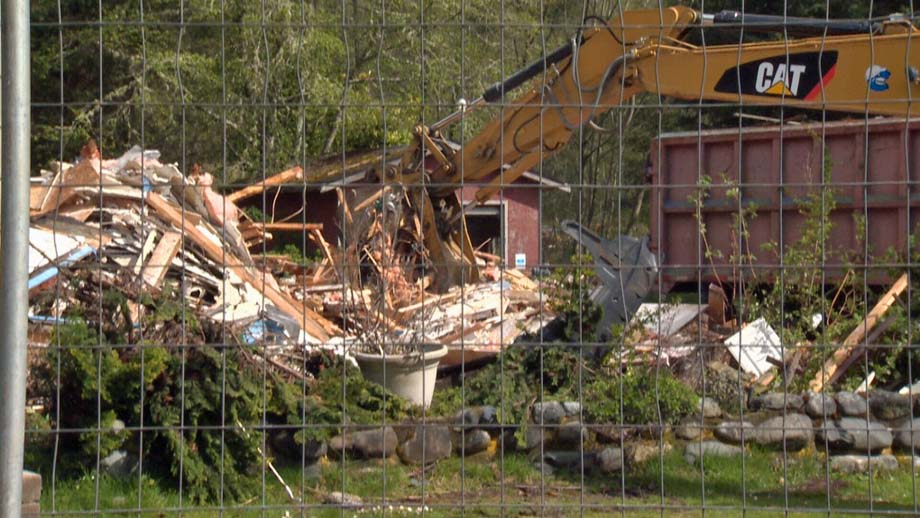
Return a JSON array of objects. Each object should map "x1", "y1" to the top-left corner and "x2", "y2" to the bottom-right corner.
[
  {"x1": 26, "y1": 142, "x2": 916, "y2": 395},
  {"x1": 624, "y1": 276, "x2": 915, "y2": 398},
  {"x1": 26, "y1": 142, "x2": 554, "y2": 378}
]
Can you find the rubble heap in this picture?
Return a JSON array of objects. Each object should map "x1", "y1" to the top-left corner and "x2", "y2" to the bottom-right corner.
[{"x1": 26, "y1": 142, "x2": 554, "y2": 377}]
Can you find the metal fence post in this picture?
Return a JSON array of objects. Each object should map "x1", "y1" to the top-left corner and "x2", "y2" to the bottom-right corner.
[{"x1": 0, "y1": 0, "x2": 30, "y2": 515}]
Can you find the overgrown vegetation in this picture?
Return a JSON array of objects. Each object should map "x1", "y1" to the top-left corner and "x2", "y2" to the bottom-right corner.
[
  {"x1": 430, "y1": 344, "x2": 697, "y2": 432},
  {"x1": 29, "y1": 291, "x2": 409, "y2": 504},
  {"x1": 32, "y1": 265, "x2": 695, "y2": 504},
  {"x1": 583, "y1": 368, "x2": 697, "y2": 426},
  {"x1": 753, "y1": 156, "x2": 859, "y2": 343},
  {"x1": 690, "y1": 142, "x2": 920, "y2": 392},
  {"x1": 547, "y1": 253, "x2": 604, "y2": 345},
  {"x1": 430, "y1": 259, "x2": 697, "y2": 429}
]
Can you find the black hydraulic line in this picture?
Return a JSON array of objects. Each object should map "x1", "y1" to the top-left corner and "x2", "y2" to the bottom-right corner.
[
  {"x1": 482, "y1": 41, "x2": 575, "y2": 103},
  {"x1": 710, "y1": 10, "x2": 880, "y2": 36}
]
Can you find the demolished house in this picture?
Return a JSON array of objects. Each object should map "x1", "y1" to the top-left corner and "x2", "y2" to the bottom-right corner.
[
  {"x1": 26, "y1": 142, "x2": 554, "y2": 377},
  {"x1": 26, "y1": 131, "x2": 917, "y2": 394}
]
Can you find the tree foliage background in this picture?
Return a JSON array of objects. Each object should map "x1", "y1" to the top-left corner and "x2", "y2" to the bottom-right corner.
[{"x1": 30, "y1": 0, "x2": 913, "y2": 255}]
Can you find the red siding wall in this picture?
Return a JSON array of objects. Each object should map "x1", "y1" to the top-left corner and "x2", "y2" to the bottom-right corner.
[{"x1": 460, "y1": 184, "x2": 540, "y2": 271}]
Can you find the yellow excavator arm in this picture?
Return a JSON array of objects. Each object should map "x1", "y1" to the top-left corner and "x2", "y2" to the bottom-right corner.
[{"x1": 382, "y1": 6, "x2": 920, "y2": 290}]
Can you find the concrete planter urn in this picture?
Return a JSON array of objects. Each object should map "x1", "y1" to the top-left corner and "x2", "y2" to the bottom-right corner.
[{"x1": 355, "y1": 344, "x2": 447, "y2": 408}]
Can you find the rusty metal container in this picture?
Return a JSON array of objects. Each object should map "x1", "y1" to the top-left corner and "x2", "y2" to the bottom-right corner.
[{"x1": 649, "y1": 118, "x2": 920, "y2": 290}]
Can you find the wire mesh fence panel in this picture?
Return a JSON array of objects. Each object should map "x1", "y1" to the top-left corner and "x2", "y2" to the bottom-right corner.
[{"x1": 17, "y1": 0, "x2": 920, "y2": 516}]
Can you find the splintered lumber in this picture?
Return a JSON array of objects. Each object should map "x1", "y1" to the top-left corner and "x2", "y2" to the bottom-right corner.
[
  {"x1": 311, "y1": 258, "x2": 331, "y2": 285},
  {"x1": 239, "y1": 220, "x2": 322, "y2": 236},
  {"x1": 336, "y1": 188, "x2": 354, "y2": 226},
  {"x1": 439, "y1": 321, "x2": 487, "y2": 345},
  {"x1": 823, "y1": 312, "x2": 901, "y2": 388},
  {"x1": 809, "y1": 272, "x2": 909, "y2": 392},
  {"x1": 240, "y1": 227, "x2": 271, "y2": 245},
  {"x1": 37, "y1": 161, "x2": 100, "y2": 214},
  {"x1": 258, "y1": 222, "x2": 323, "y2": 233},
  {"x1": 146, "y1": 192, "x2": 333, "y2": 341},
  {"x1": 397, "y1": 291, "x2": 462, "y2": 315},
  {"x1": 132, "y1": 231, "x2": 159, "y2": 277},
  {"x1": 309, "y1": 229, "x2": 338, "y2": 283},
  {"x1": 506, "y1": 289, "x2": 541, "y2": 304},
  {"x1": 707, "y1": 283, "x2": 728, "y2": 327},
  {"x1": 352, "y1": 187, "x2": 386, "y2": 213},
  {"x1": 473, "y1": 250, "x2": 502, "y2": 264},
  {"x1": 304, "y1": 284, "x2": 346, "y2": 293},
  {"x1": 61, "y1": 207, "x2": 96, "y2": 222},
  {"x1": 226, "y1": 166, "x2": 303, "y2": 204},
  {"x1": 502, "y1": 268, "x2": 538, "y2": 290},
  {"x1": 142, "y1": 231, "x2": 182, "y2": 288},
  {"x1": 30, "y1": 185, "x2": 50, "y2": 211}
]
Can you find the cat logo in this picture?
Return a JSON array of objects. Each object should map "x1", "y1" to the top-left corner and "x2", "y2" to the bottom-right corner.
[
  {"x1": 715, "y1": 51, "x2": 838, "y2": 101},
  {"x1": 755, "y1": 62, "x2": 807, "y2": 96}
]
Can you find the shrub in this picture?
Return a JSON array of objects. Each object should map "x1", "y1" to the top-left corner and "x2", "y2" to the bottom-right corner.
[
  {"x1": 32, "y1": 302, "x2": 409, "y2": 504},
  {"x1": 547, "y1": 254, "x2": 603, "y2": 343},
  {"x1": 584, "y1": 367, "x2": 696, "y2": 426}
]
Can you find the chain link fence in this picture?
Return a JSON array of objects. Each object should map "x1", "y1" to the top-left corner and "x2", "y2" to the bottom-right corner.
[{"x1": 9, "y1": 1, "x2": 920, "y2": 516}]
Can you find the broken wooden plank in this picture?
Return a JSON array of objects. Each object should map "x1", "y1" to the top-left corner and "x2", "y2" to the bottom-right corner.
[
  {"x1": 30, "y1": 184, "x2": 50, "y2": 211},
  {"x1": 505, "y1": 289, "x2": 542, "y2": 304},
  {"x1": 707, "y1": 283, "x2": 728, "y2": 327},
  {"x1": 439, "y1": 321, "x2": 487, "y2": 345},
  {"x1": 304, "y1": 284, "x2": 348, "y2": 293},
  {"x1": 502, "y1": 268, "x2": 537, "y2": 290},
  {"x1": 473, "y1": 249, "x2": 502, "y2": 264},
  {"x1": 809, "y1": 272, "x2": 909, "y2": 392},
  {"x1": 258, "y1": 222, "x2": 323, "y2": 233},
  {"x1": 226, "y1": 166, "x2": 303, "y2": 204},
  {"x1": 142, "y1": 231, "x2": 182, "y2": 288},
  {"x1": 131, "y1": 230, "x2": 159, "y2": 277},
  {"x1": 59, "y1": 207, "x2": 97, "y2": 222},
  {"x1": 238, "y1": 220, "x2": 323, "y2": 235},
  {"x1": 311, "y1": 258, "x2": 331, "y2": 285},
  {"x1": 856, "y1": 371, "x2": 877, "y2": 394},
  {"x1": 758, "y1": 348, "x2": 803, "y2": 388},
  {"x1": 823, "y1": 312, "x2": 901, "y2": 388},
  {"x1": 37, "y1": 160, "x2": 100, "y2": 215},
  {"x1": 239, "y1": 223, "x2": 272, "y2": 245},
  {"x1": 783, "y1": 348, "x2": 805, "y2": 387},
  {"x1": 309, "y1": 228, "x2": 340, "y2": 284},
  {"x1": 397, "y1": 291, "x2": 463, "y2": 314},
  {"x1": 352, "y1": 187, "x2": 386, "y2": 213},
  {"x1": 146, "y1": 192, "x2": 334, "y2": 341},
  {"x1": 336, "y1": 188, "x2": 354, "y2": 226}
]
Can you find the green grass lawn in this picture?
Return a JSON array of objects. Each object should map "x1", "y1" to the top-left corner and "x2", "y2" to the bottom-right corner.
[{"x1": 36, "y1": 446, "x2": 920, "y2": 517}]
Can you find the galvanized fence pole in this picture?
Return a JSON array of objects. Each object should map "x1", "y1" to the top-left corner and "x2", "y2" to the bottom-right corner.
[{"x1": 0, "y1": 0, "x2": 30, "y2": 515}]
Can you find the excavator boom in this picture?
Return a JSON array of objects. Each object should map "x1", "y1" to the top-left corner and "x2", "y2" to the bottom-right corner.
[{"x1": 380, "y1": 6, "x2": 920, "y2": 291}]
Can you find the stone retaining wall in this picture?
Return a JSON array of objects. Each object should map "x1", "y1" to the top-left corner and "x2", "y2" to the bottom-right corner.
[
  {"x1": 677, "y1": 389, "x2": 920, "y2": 473},
  {"x1": 257, "y1": 389, "x2": 920, "y2": 477}
]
